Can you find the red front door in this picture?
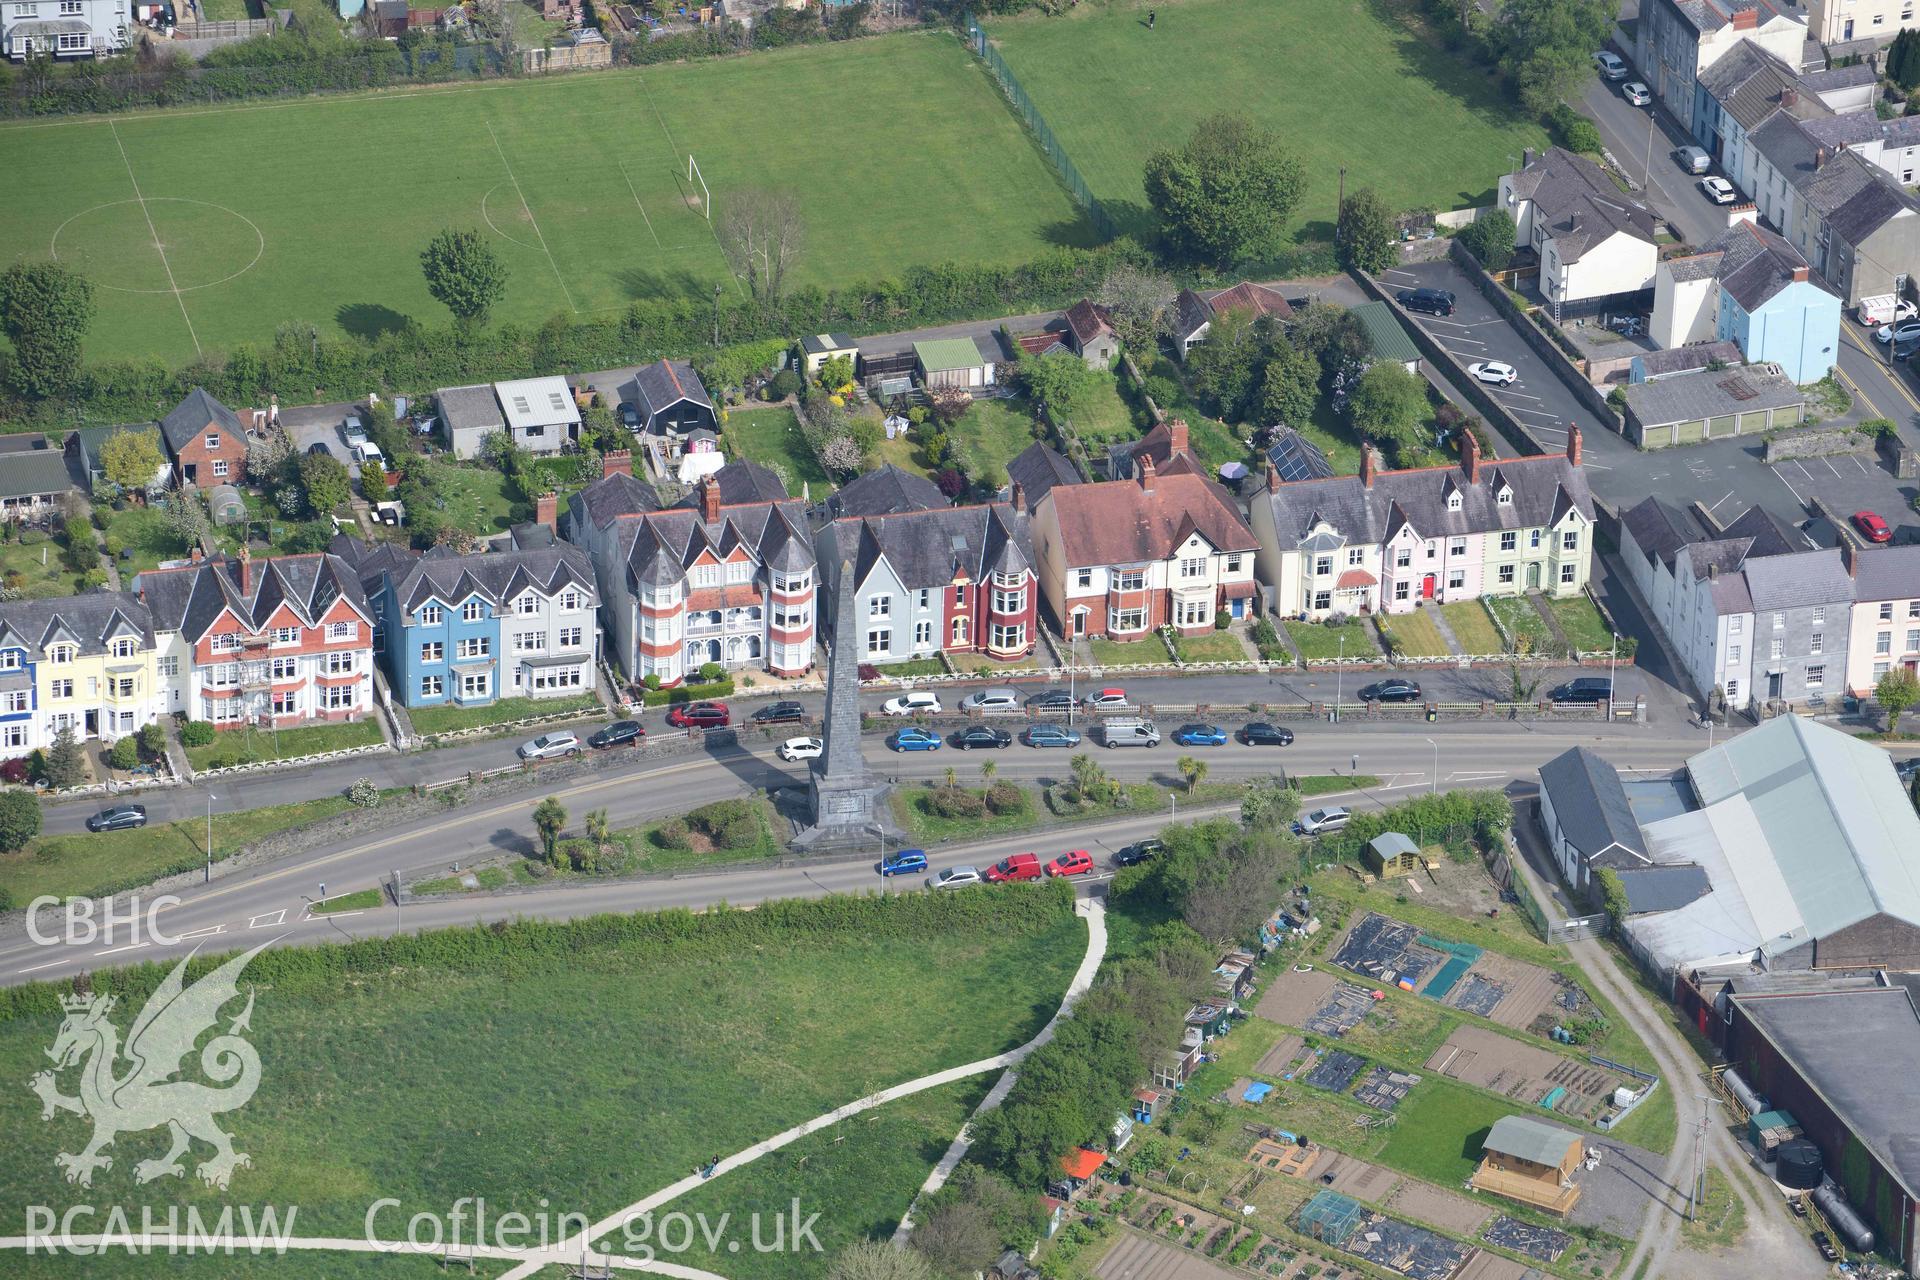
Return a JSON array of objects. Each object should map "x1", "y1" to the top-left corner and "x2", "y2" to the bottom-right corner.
[{"x1": 1421, "y1": 574, "x2": 1437, "y2": 600}]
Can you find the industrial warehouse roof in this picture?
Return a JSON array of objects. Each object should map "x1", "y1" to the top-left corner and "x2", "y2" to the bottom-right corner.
[{"x1": 1735, "y1": 985, "x2": 1920, "y2": 1199}]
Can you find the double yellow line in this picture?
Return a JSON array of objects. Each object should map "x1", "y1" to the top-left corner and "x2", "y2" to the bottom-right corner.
[{"x1": 1840, "y1": 328, "x2": 1920, "y2": 418}]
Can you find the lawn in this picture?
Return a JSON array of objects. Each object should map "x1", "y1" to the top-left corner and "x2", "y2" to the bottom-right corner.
[
  {"x1": 1376, "y1": 1080, "x2": 1529, "y2": 1187},
  {"x1": 0, "y1": 533, "x2": 88, "y2": 598},
  {"x1": 435, "y1": 464, "x2": 524, "y2": 537},
  {"x1": 1136, "y1": 357, "x2": 1247, "y2": 471},
  {"x1": 617, "y1": 795, "x2": 785, "y2": 873},
  {"x1": 948, "y1": 649, "x2": 1042, "y2": 673},
  {"x1": 1549, "y1": 593, "x2": 1616, "y2": 653},
  {"x1": 724, "y1": 406, "x2": 829, "y2": 496},
  {"x1": 1439, "y1": 600, "x2": 1504, "y2": 655},
  {"x1": 0, "y1": 890, "x2": 1086, "y2": 1238},
  {"x1": 1284, "y1": 617, "x2": 1374, "y2": 664},
  {"x1": 949, "y1": 395, "x2": 1046, "y2": 486},
  {"x1": 0, "y1": 795, "x2": 354, "y2": 904},
  {"x1": 1173, "y1": 630, "x2": 1249, "y2": 663},
  {"x1": 184, "y1": 718, "x2": 385, "y2": 770},
  {"x1": 1486, "y1": 594, "x2": 1554, "y2": 651},
  {"x1": 1088, "y1": 635, "x2": 1172, "y2": 667},
  {"x1": 987, "y1": 0, "x2": 1547, "y2": 249},
  {"x1": 1378, "y1": 609, "x2": 1452, "y2": 658},
  {"x1": 1061, "y1": 365, "x2": 1142, "y2": 447},
  {"x1": 104, "y1": 503, "x2": 194, "y2": 578},
  {"x1": 1301, "y1": 398, "x2": 1365, "y2": 476},
  {"x1": 408, "y1": 692, "x2": 602, "y2": 736},
  {"x1": 1, "y1": 31, "x2": 1088, "y2": 364}
]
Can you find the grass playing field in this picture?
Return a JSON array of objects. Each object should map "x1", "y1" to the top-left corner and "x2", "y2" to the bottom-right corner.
[
  {"x1": 0, "y1": 31, "x2": 1089, "y2": 365},
  {"x1": 986, "y1": 0, "x2": 1548, "y2": 248}
]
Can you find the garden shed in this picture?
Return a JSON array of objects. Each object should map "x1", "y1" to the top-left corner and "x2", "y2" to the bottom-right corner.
[
  {"x1": 1364, "y1": 832, "x2": 1424, "y2": 878},
  {"x1": 914, "y1": 337, "x2": 995, "y2": 391}
]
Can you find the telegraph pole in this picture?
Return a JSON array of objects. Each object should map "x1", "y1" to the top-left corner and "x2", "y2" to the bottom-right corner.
[{"x1": 1689, "y1": 1091, "x2": 1711, "y2": 1221}]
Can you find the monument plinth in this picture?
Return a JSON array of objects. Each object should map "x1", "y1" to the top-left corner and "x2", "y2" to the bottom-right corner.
[{"x1": 791, "y1": 558, "x2": 901, "y2": 852}]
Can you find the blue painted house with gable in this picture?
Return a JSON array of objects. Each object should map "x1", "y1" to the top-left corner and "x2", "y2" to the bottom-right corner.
[{"x1": 1652, "y1": 220, "x2": 1842, "y2": 384}]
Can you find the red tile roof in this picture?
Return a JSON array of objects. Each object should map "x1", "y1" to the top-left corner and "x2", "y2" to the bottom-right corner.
[
  {"x1": 1336, "y1": 569, "x2": 1377, "y2": 589},
  {"x1": 1207, "y1": 281, "x2": 1295, "y2": 321},
  {"x1": 1063, "y1": 299, "x2": 1115, "y2": 348},
  {"x1": 1049, "y1": 471, "x2": 1257, "y2": 568},
  {"x1": 1059, "y1": 1147, "x2": 1107, "y2": 1180}
]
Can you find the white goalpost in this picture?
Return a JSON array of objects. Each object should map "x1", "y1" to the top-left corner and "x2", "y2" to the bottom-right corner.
[{"x1": 688, "y1": 154, "x2": 711, "y2": 222}]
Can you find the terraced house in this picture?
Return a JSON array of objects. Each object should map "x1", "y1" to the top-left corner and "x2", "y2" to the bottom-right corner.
[
  {"x1": 134, "y1": 548, "x2": 376, "y2": 729},
  {"x1": 562, "y1": 460, "x2": 815, "y2": 686},
  {"x1": 1252, "y1": 431, "x2": 1593, "y2": 621},
  {"x1": 335, "y1": 535, "x2": 600, "y2": 709},
  {"x1": 0, "y1": 592, "x2": 160, "y2": 756}
]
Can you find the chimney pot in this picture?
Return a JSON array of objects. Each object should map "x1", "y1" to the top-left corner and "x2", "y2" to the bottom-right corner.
[
  {"x1": 603, "y1": 448, "x2": 633, "y2": 479},
  {"x1": 1267, "y1": 462, "x2": 1281, "y2": 493},
  {"x1": 1523, "y1": 146, "x2": 1535, "y2": 168},
  {"x1": 1168, "y1": 418, "x2": 1190, "y2": 455},
  {"x1": 190, "y1": 546, "x2": 203, "y2": 564},
  {"x1": 535, "y1": 490, "x2": 558, "y2": 531},
  {"x1": 238, "y1": 546, "x2": 252, "y2": 596},
  {"x1": 1461, "y1": 428, "x2": 1482, "y2": 484},
  {"x1": 1841, "y1": 537, "x2": 1858, "y2": 577},
  {"x1": 1011, "y1": 482, "x2": 1026, "y2": 515},
  {"x1": 1140, "y1": 454, "x2": 1156, "y2": 494},
  {"x1": 1708, "y1": 563, "x2": 1718, "y2": 580},
  {"x1": 701, "y1": 475, "x2": 722, "y2": 523},
  {"x1": 1791, "y1": 265, "x2": 1809, "y2": 282}
]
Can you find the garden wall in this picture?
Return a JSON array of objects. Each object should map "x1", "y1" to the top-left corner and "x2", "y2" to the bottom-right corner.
[{"x1": 1762, "y1": 426, "x2": 1877, "y2": 462}]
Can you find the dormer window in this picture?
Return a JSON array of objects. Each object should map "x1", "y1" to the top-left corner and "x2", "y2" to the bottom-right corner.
[
  {"x1": 48, "y1": 643, "x2": 76, "y2": 664},
  {"x1": 110, "y1": 638, "x2": 138, "y2": 659},
  {"x1": 1497, "y1": 487, "x2": 1512, "y2": 506},
  {"x1": 1446, "y1": 492, "x2": 1462, "y2": 511}
]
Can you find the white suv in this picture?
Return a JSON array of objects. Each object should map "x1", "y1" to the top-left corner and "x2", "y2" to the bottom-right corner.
[{"x1": 881, "y1": 691, "x2": 941, "y2": 717}]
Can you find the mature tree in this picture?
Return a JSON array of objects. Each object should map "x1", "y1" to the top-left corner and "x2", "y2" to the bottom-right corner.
[
  {"x1": 826, "y1": 1242, "x2": 933, "y2": 1280},
  {"x1": 0, "y1": 260, "x2": 95, "y2": 400},
  {"x1": 1877, "y1": 667, "x2": 1920, "y2": 733},
  {"x1": 909, "y1": 1201, "x2": 998, "y2": 1276},
  {"x1": 1348, "y1": 361, "x2": 1429, "y2": 457},
  {"x1": 1495, "y1": 0, "x2": 1613, "y2": 115},
  {"x1": 1177, "y1": 754, "x2": 1208, "y2": 796},
  {"x1": 818, "y1": 432, "x2": 865, "y2": 478},
  {"x1": 100, "y1": 429, "x2": 167, "y2": 493},
  {"x1": 1020, "y1": 350, "x2": 1099, "y2": 422},
  {"x1": 1337, "y1": 187, "x2": 1400, "y2": 274},
  {"x1": 361, "y1": 464, "x2": 389, "y2": 503},
  {"x1": 1096, "y1": 261, "x2": 1179, "y2": 352},
  {"x1": 1241, "y1": 774, "x2": 1301, "y2": 833},
  {"x1": 245, "y1": 427, "x2": 295, "y2": 486},
  {"x1": 718, "y1": 188, "x2": 806, "y2": 312},
  {"x1": 1185, "y1": 306, "x2": 1262, "y2": 421},
  {"x1": 1456, "y1": 209, "x2": 1517, "y2": 271},
  {"x1": 1182, "y1": 827, "x2": 1291, "y2": 944},
  {"x1": 163, "y1": 493, "x2": 210, "y2": 548},
  {"x1": 1144, "y1": 113, "x2": 1306, "y2": 267},
  {"x1": 1289, "y1": 301, "x2": 1370, "y2": 382},
  {"x1": 299, "y1": 451, "x2": 352, "y2": 517},
  {"x1": 1595, "y1": 867, "x2": 1631, "y2": 928},
  {"x1": 1258, "y1": 341, "x2": 1319, "y2": 428},
  {"x1": 45, "y1": 724, "x2": 86, "y2": 790},
  {"x1": 420, "y1": 227, "x2": 509, "y2": 329},
  {"x1": 532, "y1": 796, "x2": 568, "y2": 865},
  {"x1": 0, "y1": 789, "x2": 41, "y2": 854}
]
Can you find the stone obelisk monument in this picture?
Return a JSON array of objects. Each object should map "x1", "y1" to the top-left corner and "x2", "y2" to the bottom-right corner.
[{"x1": 792, "y1": 558, "x2": 900, "y2": 851}]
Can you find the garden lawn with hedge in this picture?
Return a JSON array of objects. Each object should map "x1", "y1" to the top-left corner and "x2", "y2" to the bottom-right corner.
[
  {"x1": 103, "y1": 504, "x2": 194, "y2": 578},
  {"x1": 1284, "y1": 617, "x2": 1374, "y2": 664},
  {"x1": 1438, "y1": 600, "x2": 1503, "y2": 655},
  {"x1": 432, "y1": 465, "x2": 524, "y2": 538},
  {"x1": 1377, "y1": 609, "x2": 1452, "y2": 659},
  {"x1": 184, "y1": 719, "x2": 385, "y2": 770},
  {"x1": 0, "y1": 887, "x2": 1087, "y2": 1238},
  {"x1": 1549, "y1": 593, "x2": 1615, "y2": 652},
  {"x1": 0, "y1": 533, "x2": 89, "y2": 599},
  {"x1": 723, "y1": 406, "x2": 829, "y2": 496},
  {"x1": 1173, "y1": 631, "x2": 1250, "y2": 664},
  {"x1": 1485, "y1": 594, "x2": 1553, "y2": 652},
  {"x1": 948, "y1": 395, "x2": 1046, "y2": 488},
  {"x1": 408, "y1": 693, "x2": 602, "y2": 736}
]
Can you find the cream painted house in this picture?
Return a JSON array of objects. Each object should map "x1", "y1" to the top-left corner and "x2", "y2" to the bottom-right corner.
[
  {"x1": 1499, "y1": 149, "x2": 1659, "y2": 314},
  {"x1": 1840, "y1": 543, "x2": 1920, "y2": 694},
  {"x1": 0, "y1": 592, "x2": 163, "y2": 755}
]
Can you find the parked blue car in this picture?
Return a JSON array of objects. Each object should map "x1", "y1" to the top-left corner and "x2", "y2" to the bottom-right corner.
[
  {"x1": 1023, "y1": 724, "x2": 1083, "y2": 749},
  {"x1": 880, "y1": 849, "x2": 929, "y2": 877},
  {"x1": 889, "y1": 727, "x2": 943, "y2": 752},
  {"x1": 1173, "y1": 723, "x2": 1229, "y2": 747}
]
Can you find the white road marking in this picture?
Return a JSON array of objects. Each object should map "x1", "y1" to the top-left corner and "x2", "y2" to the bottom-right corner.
[
  {"x1": 1822, "y1": 456, "x2": 1843, "y2": 478},
  {"x1": 17, "y1": 958, "x2": 67, "y2": 975},
  {"x1": 1705, "y1": 491, "x2": 1735, "y2": 514},
  {"x1": 1775, "y1": 465, "x2": 1807, "y2": 504},
  {"x1": 93, "y1": 943, "x2": 148, "y2": 958},
  {"x1": 1382, "y1": 268, "x2": 1420, "y2": 281},
  {"x1": 174, "y1": 925, "x2": 226, "y2": 940},
  {"x1": 1500, "y1": 390, "x2": 1544, "y2": 402},
  {"x1": 248, "y1": 909, "x2": 287, "y2": 928}
]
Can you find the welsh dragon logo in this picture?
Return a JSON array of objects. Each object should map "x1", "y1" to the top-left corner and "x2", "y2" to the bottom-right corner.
[{"x1": 29, "y1": 941, "x2": 270, "y2": 1191}]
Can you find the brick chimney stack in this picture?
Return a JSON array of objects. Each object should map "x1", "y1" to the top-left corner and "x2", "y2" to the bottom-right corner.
[
  {"x1": 1139, "y1": 454, "x2": 1157, "y2": 494},
  {"x1": 1730, "y1": 2, "x2": 1757, "y2": 29},
  {"x1": 1168, "y1": 418, "x2": 1190, "y2": 455},
  {"x1": 1566, "y1": 424, "x2": 1582, "y2": 467},
  {"x1": 701, "y1": 474, "x2": 722, "y2": 523},
  {"x1": 1360, "y1": 445, "x2": 1377, "y2": 488},
  {"x1": 1011, "y1": 482, "x2": 1026, "y2": 515},
  {"x1": 535, "y1": 490, "x2": 558, "y2": 530},
  {"x1": 1840, "y1": 535, "x2": 1858, "y2": 577},
  {"x1": 603, "y1": 449, "x2": 633, "y2": 479},
  {"x1": 1461, "y1": 426, "x2": 1482, "y2": 484},
  {"x1": 237, "y1": 546, "x2": 252, "y2": 596},
  {"x1": 1791, "y1": 265, "x2": 1809, "y2": 282},
  {"x1": 1267, "y1": 462, "x2": 1281, "y2": 493}
]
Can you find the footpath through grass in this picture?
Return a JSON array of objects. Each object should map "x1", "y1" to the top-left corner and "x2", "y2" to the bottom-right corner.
[{"x1": 0, "y1": 887, "x2": 1086, "y2": 1237}]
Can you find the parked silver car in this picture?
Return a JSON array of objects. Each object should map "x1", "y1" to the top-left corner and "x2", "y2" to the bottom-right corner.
[{"x1": 517, "y1": 731, "x2": 581, "y2": 761}]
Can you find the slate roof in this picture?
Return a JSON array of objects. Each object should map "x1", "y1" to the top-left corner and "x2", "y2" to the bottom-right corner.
[
  {"x1": 1693, "y1": 220, "x2": 1829, "y2": 313},
  {"x1": 1815, "y1": 153, "x2": 1917, "y2": 246},
  {"x1": 1634, "y1": 341, "x2": 1745, "y2": 377},
  {"x1": 1801, "y1": 62, "x2": 1878, "y2": 93},
  {"x1": 1062, "y1": 299, "x2": 1114, "y2": 348},
  {"x1": 604, "y1": 480, "x2": 814, "y2": 594},
  {"x1": 1677, "y1": 538, "x2": 1758, "y2": 614},
  {"x1": 673, "y1": 459, "x2": 786, "y2": 508},
  {"x1": 1006, "y1": 441, "x2": 1082, "y2": 509},
  {"x1": 1699, "y1": 41, "x2": 1821, "y2": 133},
  {"x1": 824, "y1": 464, "x2": 947, "y2": 519},
  {"x1": 135, "y1": 552, "x2": 372, "y2": 641},
  {"x1": 568, "y1": 471, "x2": 663, "y2": 531},
  {"x1": 1717, "y1": 503, "x2": 1804, "y2": 555},
  {"x1": 1540, "y1": 746, "x2": 1649, "y2": 867},
  {"x1": 634, "y1": 359, "x2": 712, "y2": 416},
  {"x1": 1614, "y1": 864, "x2": 1714, "y2": 913},
  {"x1": 1482, "y1": 1115, "x2": 1580, "y2": 1168},
  {"x1": 1621, "y1": 366, "x2": 1805, "y2": 427},
  {"x1": 820, "y1": 502, "x2": 1035, "y2": 600},
  {"x1": 0, "y1": 590, "x2": 154, "y2": 658},
  {"x1": 158, "y1": 387, "x2": 244, "y2": 454},
  {"x1": 1741, "y1": 547, "x2": 1853, "y2": 611},
  {"x1": 1506, "y1": 147, "x2": 1656, "y2": 260},
  {"x1": 1260, "y1": 449, "x2": 1591, "y2": 553},
  {"x1": 437, "y1": 384, "x2": 506, "y2": 434},
  {"x1": 1621, "y1": 497, "x2": 1707, "y2": 569},
  {"x1": 1208, "y1": 281, "x2": 1295, "y2": 321},
  {"x1": 1798, "y1": 111, "x2": 1883, "y2": 149},
  {"x1": 376, "y1": 541, "x2": 595, "y2": 615},
  {"x1": 1174, "y1": 289, "x2": 1213, "y2": 343},
  {"x1": 0, "y1": 449, "x2": 73, "y2": 501},
  {"x1": 1047, "y1": 471, "x2": 1256, "y2": 567},
  {"x1": 1851, "y1": 544, "x2": 1920, "y2": 602}
]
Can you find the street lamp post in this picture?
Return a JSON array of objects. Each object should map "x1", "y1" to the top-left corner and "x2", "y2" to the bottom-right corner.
[
  {"x1": 1608, "y1": 633, "x2": 1618, "y2": 706},
  {"x1": 1334, "y1": 634, "x2": 1345, "y2": 722},
  {"x1": 204, "y1": 792, "x2": 217, "y2": 883},
  {"x1": 1425, "y1": 738, "x2": 1438, "y2": 794}
]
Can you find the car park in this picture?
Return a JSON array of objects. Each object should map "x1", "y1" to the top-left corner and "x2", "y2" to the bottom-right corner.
[
  {"x1": 1359, "y1": 678, "x2": 1422, "y2": 703},
  {"x1": 1045, "y1": 850, "x2": 1095, "y2": 878},
  {"x1": 880, "y1": 849, "x2": 928, "y2": 877},
  {"x1": 1114, "y1": 838, "x2": 1164, "y2": 867},
  {"x1": 1172, "y1": 723, "x2": 1228, "y2": 746},
  {"x1": 951, "y1": 726, "x2": 1012, "y2": 750},
  {"x1": 1853, "y1": 509, "x2": 1894, "y2": 543},
  {"x1": 1026, "y1": 689, "x2": 1077, "y2": 712},
  {"x1": 1699, "y1": 176, "x2": 1736, "y2": 204},
  {"x1": 928, "y1": 865, "x2": 983, "y2": 890},
  {"x1": 1294, "y1": 807, "x2": 1352, "y2": 836},
  {"x1": 518, "y1": 731, "x2": 581, "y2": 760},
  {"x1": 1467, "y1": 360, "x2": 1518, "y2": 386},
  {"x1": 666, "y1": 701, "x2": 730, "y2": 728},
  {"x1": 1023, "y1": 724, "x2": 1082, "y2": 748},
  {"x1": 888, "y1": 727, "x2": 942, "y2": 752},
  {"x1": 1593, "y1": 50, "x2": 1627, "y2": 79},
  {"x1": 959, "y1": 688, "x2": 1021, "y2": 713},
  {"x1": 588, "y1": 720, "x2": 644, "y2": 748},
  {"x1": 985, "y1": 853, "x2": 1042, "y2": 882},
  {"x1": 750, "y1": 701, "x2": 806, "y2": 725},
  {"x1": 1240, "y1": 722, "x2": 1295, "y2": 746},
  {"x1": 778, "y1": 736, "x2": 823, "y2": 761},
  {"x1": 1083, "y1": 688, "x2": 1131, "y2": 711},
  {"x1": 86, "y1": 804, "x2": 147, "y2": 833},
  {"x1": 1876, "y1": 320, "x2": 1920, "y2": 345},
  {"x1": 882, "y1": 691, "x2": 941, "y2": 716},
  {"x1": 1101, "y1": 719, "x2": 1160, "y2": 748},
  {"x1": 1550, "y1": 677, "x2": 1613, "y2": 704},
  {"x1": 1672, "y1": 145, "x2": 1710, "y2": 173},
  {"x1": 1396, "y1": 287, "x2": 1455, "y2": 317},
  {"x1": 1622, "y1": 81, "x2": 1651, "y2": 105}
]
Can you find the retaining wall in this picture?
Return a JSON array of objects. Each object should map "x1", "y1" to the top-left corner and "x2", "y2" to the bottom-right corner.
[{"x1": 1762, "y1": 426, "x2": 1877, "y2": 462}]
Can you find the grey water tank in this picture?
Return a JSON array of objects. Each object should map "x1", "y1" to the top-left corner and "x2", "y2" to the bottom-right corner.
[
  {"x1": 1813, "y1": 1182, "x2": 1876, "y2": 1253},
  {"x1": 1774, "y1": 1138, "x2": 1822, "y2": 1189},
  {"x1": 1721, "y1": 1068, "x2": 1766, "y2": 1118}
]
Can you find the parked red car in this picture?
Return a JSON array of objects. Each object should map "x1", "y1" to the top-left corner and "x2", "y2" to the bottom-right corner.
[
  {"x1": 986, "y1": 853, "x2": 1042, "y2": 883},
  {"x1": 1045, "y1": 850, "x2": 1095, "y2": 878},
  {"x1": 666, "y1": 701, "x2": 730, "y2": 728},
  {"x1": 1853, "y1": 510, "x2": 1894, "y2": 544}
]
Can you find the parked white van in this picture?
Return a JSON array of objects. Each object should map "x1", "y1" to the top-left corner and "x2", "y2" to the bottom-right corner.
[{"x1": 1102, "y1": 719, "x2": 1161, "y2": 748}]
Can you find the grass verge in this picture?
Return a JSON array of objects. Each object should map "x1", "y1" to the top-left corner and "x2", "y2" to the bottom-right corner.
[
  {"x1": 408, "y1": 693, "x2": 602, "y2": 736},
  {"x1": 185, "y1": 719, "x2": 385, "y2": 770}
]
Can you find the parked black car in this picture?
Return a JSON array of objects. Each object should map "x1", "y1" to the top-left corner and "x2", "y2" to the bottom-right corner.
[
  {"x1": 950, "y1": 726, "x2": 1013, "y2": 750},
  {"x1": 1396, "y1": 287, "x2": 1455, "y2": 317},
  {"x1": 1240, "y1": 721, "x2": 1295, "y2": 746},
  {"x1": 1114, "y1": 838, "x2": 1165, "y2": 867},
  {"x1": 1551, "y1": 677, "x2": 1613, "y2": 704},
  {"x1": 750, "y1": 701, "x2": 806, "y2": 725},
  {"x1": 1025, "y1": 689, "x2": 1077, "y2": 712},
  {"x1": 588, "y1": 720, "x2": 645, "y2": 749},
  {"x1": 86, "y1": 805, "x2": 147, "y2": 833},
  {"x1": 1359, "y1": 679, "x2": 1422, "y2": 703}
]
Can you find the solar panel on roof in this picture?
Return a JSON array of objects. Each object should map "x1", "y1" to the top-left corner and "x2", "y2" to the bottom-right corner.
[{"x1": 1265, "y1": 428, "x2": 1334, "y2": 482}]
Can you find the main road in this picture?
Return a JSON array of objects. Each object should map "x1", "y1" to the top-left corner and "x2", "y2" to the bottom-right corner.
[{"x1": 5, "y1": 718, "x2": 1721, "y2": 987}]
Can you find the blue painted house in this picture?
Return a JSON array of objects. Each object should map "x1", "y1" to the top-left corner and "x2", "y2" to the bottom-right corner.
[
  {"x1": 334, "y1": 533, "x2": 600, "y2": 711},
  {"x1": 1651, "y1": 220, "x2": 1842, "y2": 385}
]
